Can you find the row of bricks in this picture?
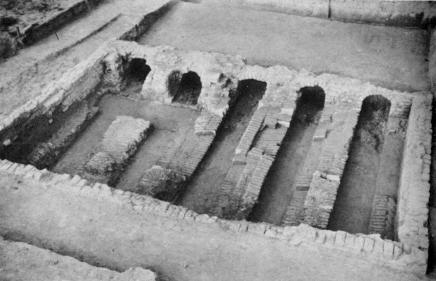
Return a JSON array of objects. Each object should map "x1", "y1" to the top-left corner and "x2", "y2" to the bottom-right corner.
[
  {"x1": 0, "y1": 159, "x2": 425, "y2": 268},
  {"x1": 396, "y1": 96, "x2": 431, "y2": 250},
  {"x1": 233, "y1": 110, "x2": 266, "y2": 163},
  {"x1": 194, "y1": 111, "x2": 223, "y2": 136}
]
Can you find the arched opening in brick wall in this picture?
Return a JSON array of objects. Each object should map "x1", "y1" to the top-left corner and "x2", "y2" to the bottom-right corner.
[
  {"x1": 168, "y1": 71, "x2": 202, "y2": 105},
  {"x1": 125, "y1": 58, "x2": 151, "y2": 85}
]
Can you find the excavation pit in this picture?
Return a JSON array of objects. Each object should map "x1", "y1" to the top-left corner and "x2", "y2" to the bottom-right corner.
[
  {"x1": 54, "y1": 95, "x2": 199, "y2": 191},
  {"x1": 0, "y1": 40, "x2": 432, "y2": 281}
]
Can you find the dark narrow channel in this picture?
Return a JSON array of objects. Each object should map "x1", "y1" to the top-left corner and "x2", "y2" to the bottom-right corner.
[
  {"x1": 328, "y1": 95, "x2": 391, "y2": 234},
  {"x1": 179, "y1": 79, "x2": 266, "y2": 214},
  {"x1": 249, "y1": 86, "x2": 325, "y2": 225}
]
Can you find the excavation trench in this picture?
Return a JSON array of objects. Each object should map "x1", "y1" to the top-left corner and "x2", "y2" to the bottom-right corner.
[
  {"x1": 369, "y1": 114, "x2": 408, "y2": 240},
  {"x1": 178, "y1": 79, "x2": 266, "y2": 214},
  {"x1": 328, "y1": 95, "x2": 391, "y2": 235},
  {"x1": 19, "y1": 57, "x2": 201, "y2": 191},
  {"x1": 0, "y1": 99, "x2": 98, "y2": 168},
  {"x1": 249, "y1": 86, "x2": 325, "y2": 225},
  {"x1": 54, "y1": 85, "x2": 199, "y2": 190}
]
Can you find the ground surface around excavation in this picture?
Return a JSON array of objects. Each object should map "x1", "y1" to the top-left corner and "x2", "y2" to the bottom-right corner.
[
  {"x1": 139, "y1": 1, "x2": 428, "y2": 92},
  {"x1": 0, "y1": 237, "x2": 157, "y2": 281},
  {"x1": 0, "y1": 171, "x2": 425, "y2": 281}
]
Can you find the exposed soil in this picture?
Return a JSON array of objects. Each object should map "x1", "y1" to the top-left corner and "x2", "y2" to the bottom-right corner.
[
  {"x1": 0, "y1": 0, "x2": 74, "y2": 58},
  {"x1": 0, "y1": 238, "x2": 157, "y2": 281},
  {"x1": 178, "y1": 79, "x2": 266, "y2": 214},
  {"x1": 1, "y1": 0, "x2": 65, "y2": 15},
  {"x1": 328, "y1": 95, "x2": 391, "y2": 234},
  {"x1": 139, "y1": 1, "x2": 429, "y2": 92},
  {"x1": 0, "y1": 0, "x2": 75, "y2": 34}
]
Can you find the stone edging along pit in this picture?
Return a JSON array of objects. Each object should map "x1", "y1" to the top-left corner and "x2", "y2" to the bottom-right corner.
[{"x1": 0, "y1": 40, "x2": 431, "y2": 277}]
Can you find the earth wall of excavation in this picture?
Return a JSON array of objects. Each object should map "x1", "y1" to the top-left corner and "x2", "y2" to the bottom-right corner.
[
  {"x1": 0, "y1": 40, "x2": 432, "y2": 279},
  {"x1": 0, "y1": 44, "x2": 108, "y2": 158}
]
